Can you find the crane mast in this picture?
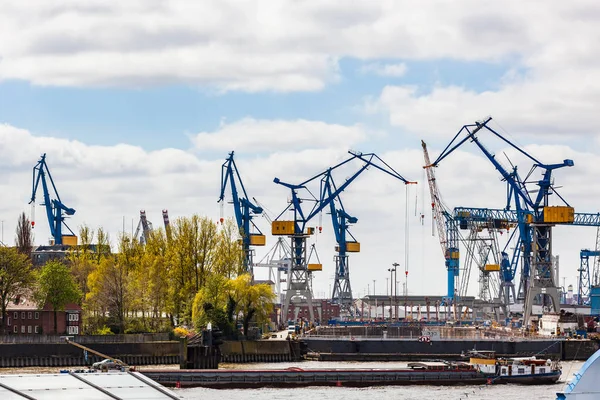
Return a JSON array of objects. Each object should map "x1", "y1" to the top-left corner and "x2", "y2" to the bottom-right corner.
[
  {"x1": 162, "y1": 209, "x2": 172, "y2": 242},
  {"x1": 134, "y1": 210, "x2": 153, "y2": 245},
  {"x1": 422, "y1": 141, "x2": 459, "y2": 303},
  {"x1": 219, "y1": 151, "x2": 265, "y2": 275},
  {"x1": 325, "y1": 179, "x2": 359, "y2": 314},
  {"x1": 29, "y1": 153, "x2": 77, "y2": 246}
]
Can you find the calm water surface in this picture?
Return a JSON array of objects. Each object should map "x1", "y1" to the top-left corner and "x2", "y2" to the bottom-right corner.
[
  {"x1": 174, "y1": 360, "x2": 583, "y2": 400},
  {"x1": 0, "y1": 360, "x2": 583, "y2": 400}
]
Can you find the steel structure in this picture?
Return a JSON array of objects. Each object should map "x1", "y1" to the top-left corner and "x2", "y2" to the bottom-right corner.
[
  {"x1": 134, "y1": 210, "x2": 153, "y2": 245},
  {"x1": 218, "y1": 151, "x2": 265, "y2": 274},
  {"x1": 422, "y1": 141, "x2": 460, "y2": 303},
  {"x1": 273, "y1": 151, "x2": 414, "y2": 323},
  {"x1": 324, "y1": 179, "x2": 361, "y2": 314},
  {"x1": 29, "y1": 153, "x2": 76, "y2": 245},
  {"x1": 453, "y1": 207, "x2": 600, "y2": 304},
  {"x1": 429, "y1": 117, "x2": 577, "y2": 327},
  {"x1": 579, "y1": 249, "x2": 599, "y2": 305}
]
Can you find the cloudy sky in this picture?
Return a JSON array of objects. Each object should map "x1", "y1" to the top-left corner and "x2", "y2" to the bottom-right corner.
[{"x1": 1, "y1": 0, "x2": 599, "y2": 300}]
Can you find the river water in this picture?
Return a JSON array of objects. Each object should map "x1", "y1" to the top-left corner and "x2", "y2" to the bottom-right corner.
[
  {"x1": 0, "y1": 360, "x2": 583, "y2": 400},
  {"x1": 175, "y1": 360, "x2": 583, "y2": 400}
]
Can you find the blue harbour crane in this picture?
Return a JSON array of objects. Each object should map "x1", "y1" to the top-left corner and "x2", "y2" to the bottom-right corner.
[
  {"x1": 324, "y1": 178, "x2": 360, "y2": 313},
  {"x1": 428, "y1": 117, "x2": 579, "y2": 326},
  {"x1": 422, "y1": 141, "x2": 460, "y2": 304},
  {"x1": 29, "y1": 153, "x2": 77, "y2": 246},
  {"x1": 218, "y1": 151, "x2": 266, "y2": 275},
  {"x1": 272, "y1": 151, "x2": 414, "y2": 322}
]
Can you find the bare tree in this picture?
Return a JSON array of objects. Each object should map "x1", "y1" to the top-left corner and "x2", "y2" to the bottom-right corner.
[{"x1": 15, "y1": 212, "x2": 33, "y2": 257}]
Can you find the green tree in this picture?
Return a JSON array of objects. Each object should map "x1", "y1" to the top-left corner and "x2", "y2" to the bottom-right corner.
[
  {"x1": 214, "y1": 219, "x2": 245, "y2": 278},
  {"x1": 0, "y1": 247, "x2": 35, "y2": 334},
  {"x1": 167, "y1": 216, "x2": 219, "y2": 325},
  {"x1": 36, "y1": 260, "x2": 82, "y2": 334},
  {"x1": 191, "y1": 272, "x2": 232, "y2": 332},
  {"x1": 230, "y1": 274, "x2": 275, "y2": 336}
]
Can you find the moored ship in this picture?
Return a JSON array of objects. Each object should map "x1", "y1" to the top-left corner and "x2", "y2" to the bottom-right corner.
[{"x1": 467, "y1": 350, "x2": 561, "y2": 384}]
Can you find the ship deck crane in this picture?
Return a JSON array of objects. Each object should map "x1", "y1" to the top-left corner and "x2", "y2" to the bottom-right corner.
[
  {"x1": 218, "y1": 151, "x2": 265, "y2": 275},
  {"x1": 428, "y1": 117, "x2": 579, "y2": 327},
  {"x1": 273, "y1": 150, "x2": 414, "y2": 323},
  {"x1": 29, "y1": 153, "x2": 77, "y2": 246}
]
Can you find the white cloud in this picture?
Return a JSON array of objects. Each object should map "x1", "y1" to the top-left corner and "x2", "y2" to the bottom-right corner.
[
  {"x1": 191, "y1": 118, "x2": 369, "y2": 153},
  {"x1": 1, "y1": 0, "x2": 597, "y2": 93},
  {"x1": 361, "y1": 62, "x2": 407, "y2": 77}
]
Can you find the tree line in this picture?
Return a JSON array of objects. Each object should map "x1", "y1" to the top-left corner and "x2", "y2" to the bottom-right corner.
[{"x1": 0, "y1": 212, "x2": 275, "y2": 336}]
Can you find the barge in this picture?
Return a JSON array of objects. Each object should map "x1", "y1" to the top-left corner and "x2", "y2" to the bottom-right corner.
[{"x1": 142, "y1": 352, "x2": 561, "y2": 389}]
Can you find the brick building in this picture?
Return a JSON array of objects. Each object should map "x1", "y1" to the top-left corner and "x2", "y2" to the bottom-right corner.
[
  {"x1": 5, "y1": 296, "x2": 82, "y2": 335},
  {"x1": 283, "y1": 299, "x2": 340, "y2": 323}
]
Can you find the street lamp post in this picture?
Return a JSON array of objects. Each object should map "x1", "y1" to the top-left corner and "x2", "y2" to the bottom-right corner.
[
  {"x1": 392, "y1": 262, "x2": 399, "y2": 320},
  {"x1": 388, "y1": 263, "x2": 398, "y2": 322}
]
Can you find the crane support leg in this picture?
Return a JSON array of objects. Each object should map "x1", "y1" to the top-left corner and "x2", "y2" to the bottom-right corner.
[
  {"x1": 523, "y1": 226, "x2": 560, "y2": 327},
  {"x1": 331, "y1": 255, "x2": 353, "y2": 313},
  {"x1": 281, "y1": 236, "x2": 315, "y2": 324}
]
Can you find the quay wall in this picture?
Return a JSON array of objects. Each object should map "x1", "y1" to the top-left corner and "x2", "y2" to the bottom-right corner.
[
  {"x1": 220, "y1": 340, "x2": 302, "y2": 363},
  {"x1": 303, "y1": 338, "x2": 598, "y2": 361},
  {"x1": 0, "y1": 341, "x2": 180, "y2": 368}
]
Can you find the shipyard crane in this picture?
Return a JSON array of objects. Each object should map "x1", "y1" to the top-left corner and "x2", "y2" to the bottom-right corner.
[
  {"x1": 324, "y1": 180, "x2": 360, "y2": 314},
  {"x1": 218, "y1": 151, "x2": 265, "y2": 274},
  {"x1": 578, "y1": 226, "x2": 600, "y2": 305},
  {"x1": 273, "y1": 151, "x2": 414, "y2": 323},
  {"x1": 453, "y1": 207, "x2": 600, "y2": 307},
  {"x1": 162, "y1": 209, "x2": 172, "y2": 242},
  {"x1": 29, "y1": 153, "x2": 77, "y2": 246},
  {"x1": 429, "y1": 116, "x2": 585, "y2": 327},
  {"x1": 423, "y1": 141, "x2": 502, "y2": 312},
  {"x1": 134, "y1": 210, "x2": 153, "y2": 245},
  {"x1": 422, "y1": 141, "x2": 460, "y2": 303}
]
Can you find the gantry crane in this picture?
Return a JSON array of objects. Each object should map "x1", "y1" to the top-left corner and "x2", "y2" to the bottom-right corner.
[
  {"x1": 30, "y1": 153, "x2": 77, "y2": 246},
  {"x1": 273, "y1": 150, "x2": 414, "y2": 323},
  {"x1": 428, "y1": 117, "x2": 597, "y2": 327},
  {"x1": 218, "y1": 151, "x2": 265, "y2": 275},
  {"x1": 453, "y1": 207, "x2": 600, "y2": 307},
  {"x1": 134, "y1": 210, "x2": 153, "y2": 245}
]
